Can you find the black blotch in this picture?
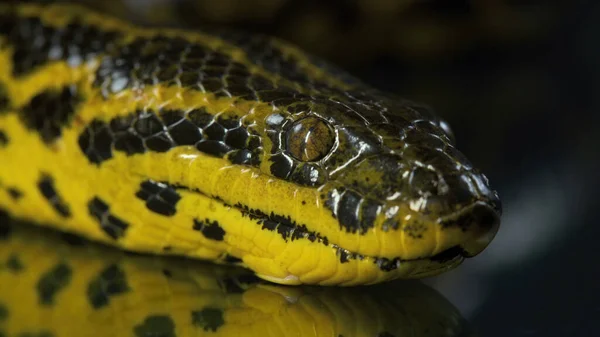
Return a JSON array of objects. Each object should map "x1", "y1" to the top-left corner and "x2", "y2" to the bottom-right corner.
[
  {"x1": 0, "y1": 130, "x2": 8, "y2": 147},
  {"x1": 0, "y1": 210, "x2": 11, "y2": 240},
  {"x1": 204, "y1": 122, "x2": 226, "y2": 140},
  {"x1": 269, "y1": 153, "x2": 294, "y2": 179},
  {"x1": 188, "y1": 107, "x2": 213, "y2": 129},
  {"x1": 7, "y1": 188, "x2": 23, "y2": 201},
  {"x1": 60, "y1": 232, "x2": 87, "y2": 246},
  {"x1": 136, "y1": 180, "x2": 181, "y2": 217},
  {"x1": 162, "y1": 110, "x2": 203, "y2": 146},
  {"x1": 359, "y1": 199, "x2": 381, "y2": 233},
  {"x1": 2, "y1": 15, "x2": 120, "y2": 76},
  {"x1": 196, "y1": 140, "x2": 232, "y2": 157},
  {"x1": 88, "y1": 197, "x2": 129, "y2": 240},
  {"x1": 336, "y1": 247, "x2": 350, "y2": 264},
  {"x1": 37, "y1": 263, "x2": 72, "y2": 306},
  {"x1": 113, "y1": 130, "x2": 145, "y2": 155},
  {"x1": 225, "y1": 127, "x2": 249, "y2": 149},
  {"x1": 236, "y1": 203, "x2": 329, "y2": 245},
  {"x1": 191, "y1": 308, "x2": 225, "y2": 332},
  {"x1": 375, "y1": 257, "x2": 401, "y2": 272},
  {"x1": 37, "y1": 174, "x2": 71, "y2": 218},
  {"x1": 133, "y1": 315, "x2": 176, "y2": 337},
  {"x1": 193, "y1": 219, "x2": 225, "y2": 241},
  {"x1": 0, "y1": 82, "x2": 9, "y2": 112},
  {"x1": 0, "y1": 302, "x2": 7, "y2": 321},
  {"x1": 87, "y1": 264, "x2": 130, "y2": 309},
  {"x1": 337, "y1": 190, "x2": 362, "y2": 233},
  {"x1": 162, "y1": 269, "x2": 172, "y2": 278},
  {"x1": 78, "y1": 120, "x2": 114, "y2": 164},
  {"x1": 223, "y1": 254, "x2": 242, "y2": 264},
  {"x1": 228, "y1": 149, "x2": 254, "y2": 165},
  {"x1": 219, "y1": 278, "x2": 244, "y2": 294},
  {"x1": 20, "y1": 86, "x2": 80, "y2": 143},
  {"x1": 6, "y1": 254, "x2": 24, "y2": 272}
]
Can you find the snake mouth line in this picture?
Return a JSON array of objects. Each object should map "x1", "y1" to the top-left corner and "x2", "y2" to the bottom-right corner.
[
  {"x1": 228, "y1": 198, "x2": 466, "y2": 273},
  {"x1": 167, "y1": 182, "x2": 470, "y2": 273}
]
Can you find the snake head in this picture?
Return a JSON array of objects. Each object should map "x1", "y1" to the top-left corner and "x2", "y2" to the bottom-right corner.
[{"x1": 261, "y1": 96, "x2": 501, "y2": 282}]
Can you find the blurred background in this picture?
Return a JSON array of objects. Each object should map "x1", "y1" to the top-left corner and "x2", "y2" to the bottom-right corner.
[{"x1": 35, "y1": 0, "x2": 600, "y2": 335}]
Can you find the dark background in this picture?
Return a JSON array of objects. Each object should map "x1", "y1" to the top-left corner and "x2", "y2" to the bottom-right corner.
[{"x1": 81, "y1": 0, "x2": 600, "y2": 335}]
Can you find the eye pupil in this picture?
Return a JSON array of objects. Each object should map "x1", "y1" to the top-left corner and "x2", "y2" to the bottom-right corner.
[{"x1": 287, "y1": 117, "x2": 334, "y2": 162}]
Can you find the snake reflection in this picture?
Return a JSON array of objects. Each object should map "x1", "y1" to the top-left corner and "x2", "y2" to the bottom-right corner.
[{"x1": 0, "y1": 213, "x2": 470, "y2": 337}]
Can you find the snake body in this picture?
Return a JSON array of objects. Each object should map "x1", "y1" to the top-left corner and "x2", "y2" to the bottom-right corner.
[{"x1": 0, "y1": 2, "x2": 501, "y2": 286}]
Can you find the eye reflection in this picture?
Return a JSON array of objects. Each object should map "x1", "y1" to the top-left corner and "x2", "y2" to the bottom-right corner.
[{"x1": 286, "y1": 116, "x2": 335, "y2": 162}]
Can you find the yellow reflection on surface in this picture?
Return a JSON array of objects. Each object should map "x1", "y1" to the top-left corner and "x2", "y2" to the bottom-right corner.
[{"x1": 0, "y1": 215, "x2": 470, "y2": 337}]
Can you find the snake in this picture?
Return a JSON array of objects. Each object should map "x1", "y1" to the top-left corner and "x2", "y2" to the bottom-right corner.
[
  {"x1": 0, "y1": 1, "x2": 502, "y2": 286},
  {"x1": 0, "y1": 215, "x2": 470, "y2": 337}
]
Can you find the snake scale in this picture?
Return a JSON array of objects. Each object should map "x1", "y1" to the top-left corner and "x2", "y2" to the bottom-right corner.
[{"x1": 0, "y1": 1, "x2": 501, "y2": 286}]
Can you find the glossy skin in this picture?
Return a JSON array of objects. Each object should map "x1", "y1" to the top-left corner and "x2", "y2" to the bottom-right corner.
[
  {"x1": 0, "y1": 2, "x2": 501, "y2": 285},
  {"x1": 0, "y1": 215, "x2": 471, "y2": 337}
]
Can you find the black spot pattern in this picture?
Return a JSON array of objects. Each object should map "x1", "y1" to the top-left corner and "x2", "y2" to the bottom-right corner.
[
  {"x1": 0, "y1": 211, "x2": 10, "y2": 240},
  {"x1": 0, "y1": 14, "x2": 120, "y2": 76},
  {"x1": 37, "y1": 175, "x2": 71, "y2": 218},
  {"x1": 0, "y1": 130, "x2": 8, "y2": 147},
  {"x1": 36, "y1": 263, "x2": 72, "y2": 306},
  {"x1": 7, "y1": 188, "x2": 23, "y2": 201},
  {"x1": 19, "y1": 86, "x2": 81, "y2": 144},
  {"x1": 87, "y1": 197, "x2": 129, "y2": 240},
  {"x1": 0, "y1": 82, "x2": 9, "y2": 112},
  {"x1": 87, "y1": 264, "x2": 130, "y2": 309},
  {"x1": 133, "y1": 315, "x2": 176, "y2": 337},
  {"x1": 236, "y1": 203, "x2": 326, "y2": 244},
  {"x1": 135, "y1": 180, "x2": 181, "y2": 216},
  {"x1": 6, "y1": 254, "x2": 24, "y2": 272},
  {"x1": 93, "y1": 34, "x2": 278, "y2": 99},
  {"x1": 60, "y1": 232, "x2": 87, "y2": 246},
  {"x1": 218, "y1": 32, "x2": 345, "y2": 92},
  {"x1": 0, "y1": 302, "x2": 7, "y2": 321},
  {"x1": 78, "y1": 108, "x2": 261, "y2": 166},
  {"x1": 222, "y1": 254, "x2": 242, "y2": 264},
  {"x1": 191, "y1": 308, "x2": 224, "y2": 332},
  {"x1": 193, "y1": 219, "x2": 225, "y2": 241}
]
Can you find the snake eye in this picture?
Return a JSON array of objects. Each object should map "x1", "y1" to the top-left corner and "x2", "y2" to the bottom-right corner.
[
  {"x1": 438, "y1": 119, "x2": 456, "y2": 145},
  {"x1": 286, "y1": 117, "x2": 335, "y2": 162}
]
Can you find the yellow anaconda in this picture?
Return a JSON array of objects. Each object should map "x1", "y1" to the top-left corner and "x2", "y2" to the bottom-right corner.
[
  {"x1": 0, "y1": 2, "x2": 501, "y2": 285},
  {"x1": 0, "y1": 215, "x2": 470, "y2": 337}
]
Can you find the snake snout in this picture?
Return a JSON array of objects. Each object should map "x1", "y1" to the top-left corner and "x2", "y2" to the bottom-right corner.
[
  {"x1": 449, "y1": 202, "x2": 501, "y2": 257},
  {"x1": 437, "y1": 171, "x2": 502, "y2": 257}
]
